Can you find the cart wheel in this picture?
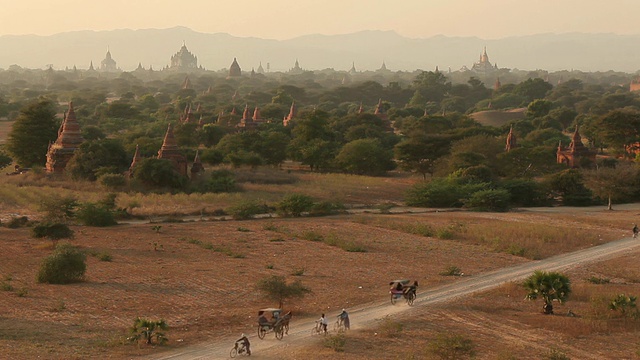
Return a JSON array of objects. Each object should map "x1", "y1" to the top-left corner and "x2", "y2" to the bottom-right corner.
[
  {"x1": 407, "y1": 292, "x2": 416, "y2": 306},
  {"x1": 390, "y1": 293, "x2": 397, "y2": 305},
  {"x1": 230, "y1": 347, "x2": 238, "y2": 358},
  {"x1": 275, "y1": 326, "x2": 284, "y2": 340},
  {"x1": 258, "y1": 326, "x2": 266, "y2": 339}
]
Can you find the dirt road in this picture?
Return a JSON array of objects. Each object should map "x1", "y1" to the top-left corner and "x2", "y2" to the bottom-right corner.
[{"x1": 153, "y1": 235, "x2": 640, "y2": 360}]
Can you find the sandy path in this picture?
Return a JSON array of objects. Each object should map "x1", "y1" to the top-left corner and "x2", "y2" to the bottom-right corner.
[{"x1": 153, "y1": 235, "x2": 640, "y2": 360}]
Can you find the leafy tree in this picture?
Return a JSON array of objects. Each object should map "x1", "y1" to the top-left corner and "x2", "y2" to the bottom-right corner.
[
  {"x1": 527, "y1": 99, "x2": 553, "y2": 118},
  {"x1": 256, "y1": 275, "x2": 312, "y2": 308},
  {"x1": 592, "y1": 110, "x2": 640, "y2": 155},
  {"x1": 514, "y1": 78, "x2": 552, "y2": 102},
  {"x1": 66, "y1": 139, "x2": 129, "y2": 181},
  {"x1": 0, "y1": 151, "x2": 12, "y2": 170},
  {"x1": 127, "y1": 318, "x2": 168, "y2": 345},
  {"x1": 132, "y1": 158, "x2": 187, "y2": 189},
  {"x1": 547, "y1": 169, "x2": 593, "y2": 206},
  {"x1": 394, "y1": 134, "x2": 451, "y2": 179},
  {"x1": 334, "y1": 138, "x2": 395, "y2": 176},
  {"x1": 523, "y1": 270, "x2": 571, "y2": 314},
  {"x1": 582, "y1": 163, "x2": 640, "y2": 210},
  {"x1": 6, "y1": 99, "x2": 59, "y2": 167},
  {"x1": 32, "y1": 223, "x2": 74, "y2": 246},
  {"x1": 37, "y1": 243, "x2": 86, "y2": 284},
  {"x1": 39, "y1": 195, "x2": 78, "y2": 223}
]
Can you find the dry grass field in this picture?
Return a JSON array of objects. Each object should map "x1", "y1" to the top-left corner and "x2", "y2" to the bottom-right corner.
[{"x1": 1, "y1": 204, "x2": 639, "y2": 359}]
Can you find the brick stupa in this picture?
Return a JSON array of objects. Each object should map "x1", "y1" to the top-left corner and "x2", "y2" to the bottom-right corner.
[
  {"x1": 45, "y1": 102, "x2": 84, "y2": 173},
  {"x1": 157, "y1": 123, "x2": 187, "y2": 176}
]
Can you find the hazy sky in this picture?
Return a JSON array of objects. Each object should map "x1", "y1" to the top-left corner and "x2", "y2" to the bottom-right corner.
[{"x1": 1, "y1": 0, "x2": 639, "y2": 39}]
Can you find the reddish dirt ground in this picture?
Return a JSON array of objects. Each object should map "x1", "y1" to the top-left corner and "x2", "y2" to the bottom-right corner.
[{"x1": 1, "y1": 207, "x2": 639, "y2": 359}]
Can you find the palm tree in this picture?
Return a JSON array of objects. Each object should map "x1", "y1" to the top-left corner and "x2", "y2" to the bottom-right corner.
[{"x1": 523, "y1": 270, "x2": 571, "y2": 314}]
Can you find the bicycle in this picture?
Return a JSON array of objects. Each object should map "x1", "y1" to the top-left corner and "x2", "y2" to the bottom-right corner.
[
  {"x1": 334, "y1": 317, "x2": 345, "y2": 332},
  {"x1": 311, "y1": 320, "x2": 326, "y2": 335},
  {"x1": 229, "y1": 342, "x2": 249, "y2": 358}
]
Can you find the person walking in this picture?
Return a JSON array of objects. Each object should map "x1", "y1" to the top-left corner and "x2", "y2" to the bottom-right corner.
[
  {"x1": 633, "y1": 224, "x2": 638, "y2": 239},
  {"x1": 319, "y1": 313, "x2": 328, "y2": 334},
  {"x1": 338, "y1": 308, "x2": 350, "y2": 330}
]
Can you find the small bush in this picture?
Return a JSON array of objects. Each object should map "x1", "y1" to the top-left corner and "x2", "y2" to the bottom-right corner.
[
  {"x1": 323, "y1": 333, "x2": 346, "y2": 352},
  {"x1": 16, "y1": 288, "x2": 28, "y2": 297},
  {"x1": 228, "y1": 200, "x2": 269, "y2": 220},
  {"x1": 48, "y1": 299, "x2": 66, "y2": 312},
  {"x1": 76, "y1": 203, "x2": 117, "y2": 227},
  {"x1": 37, "y1": 243, "x2": 87, "y2": 284},
  {"x1": 269, "y1": 237, "x2": 285, "y2": 242},
  {"x1": 427, "y1": 333, "x2": 476, "y2": 360},
  {"x1": 6, "y1": 216, "x2": 30, "y2": 228},
  {"x1": 291, "y1": 268, "x2": 305, "y2": 276},
  {"x1": 378, "y1": 317, "x2": 403, "y2": 338},
  {"x1": 301, "y1": 231, "x2": 323, "y2": 242},
  {"x1": 407, "y1": 223, "x2": 434, "y2": 237},
  {"x1": 237, "y1": 227, "x2": 251, "y2": 232},
  {"x1": 1, "y1": 282, "x2": 13, "y2": 291},
  {"x1": 39, "y1": 195, "x2": 78, "y2": 222},
  {"x1": 609, "y1": 294, "x2": 638, "y2": 317},
  {"x1": 464, "y1": 188, "x2": 511, "y2": 212},
  {"x1": 127, "y1": 318, "x2": 168, "y2": 345},
  {"x1": 587, "y1": 276, "x2": 610, "y2": 284},
  {"x1": 99, "y1": 173, "x2": 126, "y2": 189},
  {"x1": 545, "y1": 348, "x2": 570, "y2": 360},
  {"x1": 440, "y1": 266, "x2": 462, "y2": 276},
  {"x1": 98, "y1": 253, "x2": 113, "y2": 262},
  {"x1": 310, "y1": 201, "x2": 346, "y2": 216},
  {"x1": 277, "y1": 194, "x2": 314, "y2": 217},
  {"x1": 205, "y1": 170, "x2": 239, "y2": 193},
  {"x1": 32, "y1": 223, "x2": 74, "y2": 243},
  {"x1": 436, "y1": 228, "x2": 454, "y2": 240}
]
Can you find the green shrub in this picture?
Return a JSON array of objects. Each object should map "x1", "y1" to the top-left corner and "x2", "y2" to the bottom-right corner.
[
  {"x1": 227, "y1": 200, "x2": 269, "y2": 220},
  {"x1": 545, "y1": 348, "x2": 570, "y2": 360},
  {"x1": 310, "y1": 201, "x2": 346, "y2": 216},
  {"x1": 464, "y1": 188, "x2": 511, "y2": 212},
  {"x1": 99, "y1": 173, "x2": 127, "y2": 189},
  {"x1": 98, "y1": 253, "x2": 113, "y2": 262},
  {"x1": 76, "y1": 203, "x2": 117, "y2": 227},
  {"x1": 436, "y1": 228, "x2": 454, "y2": 240},
  {"x1": 127, "y1": 318, "x2": 168, "y2": 345},
  {"x1": 32, "y1": 223, "x2": 74, "y2": 242},
  {"x1": 500, "y1": 178, "x2": 550, "y2": 207},
  {"x1": 37, "y1": 243, "x2": 87, "y2": 284},
  {"x1": 277, "y1": 194, "x2": 314, "y2": 217},
  {"x1": 6, "y1": 216, "x2": 30, "y2": 228},
  {"x1": 39, "y1": 195, "x2": 78, "y2": 222},
  {"x1": 205, "y1": 169, "x2": 239, "y2": 193},
  {"x1": 1, "y1": 282, "x2": 13, "y2": 291},
  {"x1": 609, "y1": 294, "x2": 638, "y2": 317},
  {"x1": 406, "y1": 178, "x2": 488, "y2": 208}
]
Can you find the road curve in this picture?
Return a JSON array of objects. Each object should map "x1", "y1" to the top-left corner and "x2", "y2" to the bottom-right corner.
[{"x1": 153, "y1": 236, "x2": 640, "y2": 360}]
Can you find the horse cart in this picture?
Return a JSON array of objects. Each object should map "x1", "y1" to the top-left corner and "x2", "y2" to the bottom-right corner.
[
  {"x1": 389, "y1": 279, "x2": 418, "y2": 306},
  {"x1": 257, "y1": 308, "x2": 292, "y2": 340}
]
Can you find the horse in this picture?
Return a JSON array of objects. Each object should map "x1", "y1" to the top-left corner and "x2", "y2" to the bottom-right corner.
[{"x1": 277, "y1": 311, "x2": 292, "y2": 335}]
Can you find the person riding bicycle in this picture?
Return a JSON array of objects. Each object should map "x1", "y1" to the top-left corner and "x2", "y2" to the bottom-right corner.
[
  {"x1": 235, "y1": 333, "x2": 251, "y2": 356},
  {"x1": 338, "y1": 308, "x2": 350, "y2": 330}
]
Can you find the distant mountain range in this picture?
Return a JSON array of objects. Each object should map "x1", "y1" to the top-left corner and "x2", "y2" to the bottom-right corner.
[{"x1": 1, "y1": 27, "x2": 639, "y2": 73}]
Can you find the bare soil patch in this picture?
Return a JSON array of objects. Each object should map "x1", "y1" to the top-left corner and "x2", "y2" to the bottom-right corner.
[{"x1": 0, "y1": 206, "x2": 639, "y2": 359}]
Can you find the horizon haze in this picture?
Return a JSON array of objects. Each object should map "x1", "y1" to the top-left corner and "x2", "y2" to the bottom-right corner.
[{"x1": 2, "y1": 0, "x2": 640, "y2": 40}]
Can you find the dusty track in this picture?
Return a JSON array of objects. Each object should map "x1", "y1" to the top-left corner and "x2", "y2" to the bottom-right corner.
[{"x1": 153, "y1": 235, "x2": 640, "y2": 360}]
